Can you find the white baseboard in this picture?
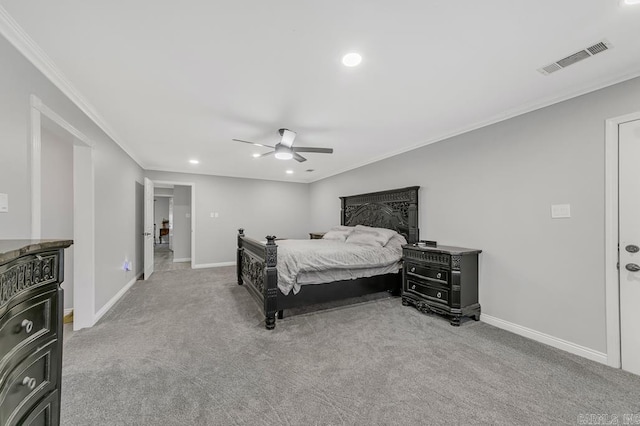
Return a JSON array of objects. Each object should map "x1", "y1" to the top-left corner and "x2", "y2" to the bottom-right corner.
[
  {"x1": 193, "y1": 261, "x2": 236, "y2": 269},
  {"x1": 173, "y1": 257, "x2": 191, "y2": 263},
  {"x1": 481, "y1": 314, "x2": 608, "y2": 365},
  {"x1": 93, "y1": 272, "x2": 142, "y2": 325},
  {"x1": 64, "y1": 308, "x2": 73, "y2": 316}
]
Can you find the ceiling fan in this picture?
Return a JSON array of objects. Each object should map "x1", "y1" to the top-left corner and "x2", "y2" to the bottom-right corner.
[{"x1": 233, "y1": 128, "x2": 333, "y2": 162}]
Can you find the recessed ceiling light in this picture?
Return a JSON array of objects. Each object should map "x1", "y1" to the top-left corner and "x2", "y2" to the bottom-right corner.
[
  {"x1": 286, "y1": 170, "x2": 294, "y2": 174},
  {"x1": 342, "y1": 52, "x2": 362, "y2": 67},
  {"x1": 252, "y1": 153, "x2": 260, "y2": 158},
  {"x1": 189, "y1": 159, "x2": 199, "y2": 164},
  {"x1": 623, "y1": 0, "x2": 640, "y2": 4}
]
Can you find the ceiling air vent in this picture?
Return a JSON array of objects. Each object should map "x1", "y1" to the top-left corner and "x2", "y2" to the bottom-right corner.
[{"x1": 538, "y1": 39, "x2": 612, "y2": 75}]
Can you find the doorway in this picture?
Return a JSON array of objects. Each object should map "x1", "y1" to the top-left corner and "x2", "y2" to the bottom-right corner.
[
  {"x1": 605, "y1": 111, "x2": 640, "y2": 375},
  {"x1": 30, "y1": 95, "x2": 95, "y2": 331},
  {"x1": 142, "y1": 180, "x2": 195, "y2": 277},
  {"x1": 153, "y1": 185, "x2": 190, "y2": 272},
  {"x1": 40, "y1": 117, "x2": 74, "y2": 321}
]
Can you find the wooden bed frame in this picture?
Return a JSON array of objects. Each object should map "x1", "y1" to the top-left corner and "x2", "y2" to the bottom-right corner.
[{"x1": 236, "y1": 186, "x2": 419, "y2": 329}]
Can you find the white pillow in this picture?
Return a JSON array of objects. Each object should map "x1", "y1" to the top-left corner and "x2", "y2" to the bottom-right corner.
[
  {"x1": 322, "y1": 225, "x2": 355, "y2": 242},
  {"x1": 384, "y1": 233, "x2": 407, "y2": 250},
  {"x1": 345, "y1": 225, "x2": 398, "y2": 247}
]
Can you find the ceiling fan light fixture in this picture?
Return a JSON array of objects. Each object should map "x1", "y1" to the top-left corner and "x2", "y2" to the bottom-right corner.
[
  {"x1": 275, "y1": 151, "x2": 293, "y2": 160},
  {"x1": 274, "y1": 144, "x2": 293, "y2": 160}
]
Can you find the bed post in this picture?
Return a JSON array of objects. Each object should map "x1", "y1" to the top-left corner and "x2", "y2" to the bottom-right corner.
[
  {"x1": 237, "y1": 228, "x2": 244, "y2": 285},
  {"x1": 407, "y1": 188, "x2": 419, "y2": 243},
  {"x1": 264, "y1": 235, "x2": 278, "y2": 330}
]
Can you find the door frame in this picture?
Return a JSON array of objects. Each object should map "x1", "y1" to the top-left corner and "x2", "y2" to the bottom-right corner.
[
  {"x1": 30, "y1": 95, "x2": 96, "y2": 331},
  {"x1": 604, "y1": 110, "x2": 640, "y2": 368},
  {"x1": 148, "y1": 180, "x2": 196, "y2": 268}
]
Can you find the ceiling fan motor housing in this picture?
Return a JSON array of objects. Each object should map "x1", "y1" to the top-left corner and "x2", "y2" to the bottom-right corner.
[{"x1": 278, "y1": 128, "x2": 297, "y2": 146}]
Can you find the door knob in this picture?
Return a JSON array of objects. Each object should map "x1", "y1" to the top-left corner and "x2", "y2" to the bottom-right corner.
[{"x1": 625, "y1": 263, "x2": 640, "y2": 272}]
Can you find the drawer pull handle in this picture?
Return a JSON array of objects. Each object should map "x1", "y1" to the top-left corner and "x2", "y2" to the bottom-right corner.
[
  {"x1": 436, "y1": 273, "x2": 441, "y2": 279},
  {"x1": 21, "y1": 319, "x2": 33, "y2": 334},
  {"x1": 411, "y1": 285, "x2": 416, "y2": 290},
  {"x1": 22, "y1": 376, "x2": 37, "y2": 390},
  {"x1": 437, "y1": 292, "x2": 442, "y2": 298},
  {"x1": 410, "y1": 267, "x2": 416, "y2": 273}
]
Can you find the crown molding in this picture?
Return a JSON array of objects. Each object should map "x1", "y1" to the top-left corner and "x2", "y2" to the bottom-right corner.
[
  {"x1": 309, "y1": 69, "x2": 640, "y2": 183},
  {"x1": 0, "y1": 5, "x2": 144, "y2": 168}
]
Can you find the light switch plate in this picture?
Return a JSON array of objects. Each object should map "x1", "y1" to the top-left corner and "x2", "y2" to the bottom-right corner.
[
  {"x1": 551, "y1": 204, "x2": 571, "y2": 218},
  {"x1": 0, "y1": 193, "x2": 7, "y2": 213}
]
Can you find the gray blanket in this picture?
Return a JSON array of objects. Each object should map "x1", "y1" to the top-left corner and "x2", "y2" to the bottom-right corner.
[{"x1": 275, "y1": 239, "x2": 403, "y2": 295}]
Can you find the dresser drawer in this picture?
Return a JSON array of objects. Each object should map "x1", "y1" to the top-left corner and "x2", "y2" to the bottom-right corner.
[
  {"x1": 0, "y1": 289, "x2": 56, "y2": 368},
  {"x1": 0, "y1": 341, "x2": 58, "y2": 426},
  {"x1": 406, "y1": 262, "x2": 449, "y2": 285},
  {"x1": 405, "y1": 279, "x2": 449, "y2": 304},
  {"x1": 0, "y1": 251, "x2": 60, "y2": 310},
  {"x1": 16, "y1": 389, "x2": 59, "y2": 426}
]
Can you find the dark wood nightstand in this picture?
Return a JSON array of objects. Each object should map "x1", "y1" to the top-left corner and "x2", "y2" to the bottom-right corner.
[
  {"x1": 402, "y1": 244, "x2": 481, "y2": 326},
  {"x1": 309, "y1": 232, "x2": 325, "y2": 240}
]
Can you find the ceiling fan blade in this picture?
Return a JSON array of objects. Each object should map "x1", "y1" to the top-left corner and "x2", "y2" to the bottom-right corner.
[
  {"x1": 292, "y1": 147, "x2": 333, "y2": 154},
  {"x1": 293, "y1": 152, "x2": 307, "y2": 162},
  {"x1": 260, "y1": 151, "x2": 275, "y2": 158},
  {"x1": 232, "y1": 139, "x2": 275, "y2": 149}
]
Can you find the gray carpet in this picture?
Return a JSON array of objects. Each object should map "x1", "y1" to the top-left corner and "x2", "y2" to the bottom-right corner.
[{"x1": 61, "y1": 266, "x2": 640, "y2": 425}]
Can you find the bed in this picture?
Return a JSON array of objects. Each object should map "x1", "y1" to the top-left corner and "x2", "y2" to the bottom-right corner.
[{"x1": 236, "y1": 186, "x2": 419, "y2": 329}]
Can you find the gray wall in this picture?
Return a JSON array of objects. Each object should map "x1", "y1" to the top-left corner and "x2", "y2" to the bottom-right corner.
[
  {"x1": 0, "y1": 34, "x2": 144, "y2": 316},
  {"x1": 172, "y1": 186, "x2": 191, "y2": 260},
  {"x1": 145, "y1": 170, "x2": 310, "y2": 266},
  {"x1": 154, "y1": 196, "x2": 170, "y2": 241},
  {"x1": 41, "y1": 126, "x2": 74, "y2": 310},
  {"x1": 310, "y1": 76, "x2": 640, "y2": 354}
]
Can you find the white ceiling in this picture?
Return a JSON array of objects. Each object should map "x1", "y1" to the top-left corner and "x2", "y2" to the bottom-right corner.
[{"x1": 2, "y1": 1, "x2": 640, "y2": 183}]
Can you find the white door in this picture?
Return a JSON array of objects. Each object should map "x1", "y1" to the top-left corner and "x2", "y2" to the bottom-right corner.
[
  {"x1": 619, "y1": 118, "x2": 640, "y2": 376},
  {"x1": 143, "y1": 177, "x2": 154, "y2": 280}
]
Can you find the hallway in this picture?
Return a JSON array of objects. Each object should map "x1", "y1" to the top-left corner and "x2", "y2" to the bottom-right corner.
[{"x1": 154, "y1": 243, "x2": 190, "y2": 272}]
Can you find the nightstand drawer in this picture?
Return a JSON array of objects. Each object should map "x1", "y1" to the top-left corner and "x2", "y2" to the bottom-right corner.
[
  {"x1": 406, "y1": 262, "x2": 448, "y2": 285},
  {"x1": 405, "y1": 279, "x2": 449, "y2": 304},
  {"x1": 0, "y1": 289, "x2": 56, "y2": 368},
  {"x1": 0, "y1": 341, "x2": 58, "y2": 426}
]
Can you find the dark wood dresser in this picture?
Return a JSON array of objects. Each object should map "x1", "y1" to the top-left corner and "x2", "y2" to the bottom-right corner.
[
  {"x1": 0, "y1": 240, "x2": 72, "y2": 426},
  {"x1": 402, "y1": 244, "x2": 481, "y2": 326}
]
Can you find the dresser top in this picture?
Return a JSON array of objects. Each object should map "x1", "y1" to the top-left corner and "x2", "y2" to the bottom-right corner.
[
  {"x1": 0, "y1": 239, "x2": 73, "y2": 264},
  {"x1": 403, "y1": 243, "x2": 481, "y2": 255}
]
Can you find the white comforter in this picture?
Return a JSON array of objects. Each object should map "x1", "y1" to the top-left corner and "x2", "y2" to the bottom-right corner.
[{"x1": 275, "y1": 239, "x2": 403, "y2": 295}]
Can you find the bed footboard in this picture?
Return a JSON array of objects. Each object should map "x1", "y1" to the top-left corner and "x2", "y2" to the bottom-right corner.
[{"x1": 237, "y1": 229, "x2": 278, "y2": 329}]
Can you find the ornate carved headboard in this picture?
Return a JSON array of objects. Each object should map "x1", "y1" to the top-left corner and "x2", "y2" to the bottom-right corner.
[{"x1": 340, "y1": 186, "x2": 420, "y2": 243}]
